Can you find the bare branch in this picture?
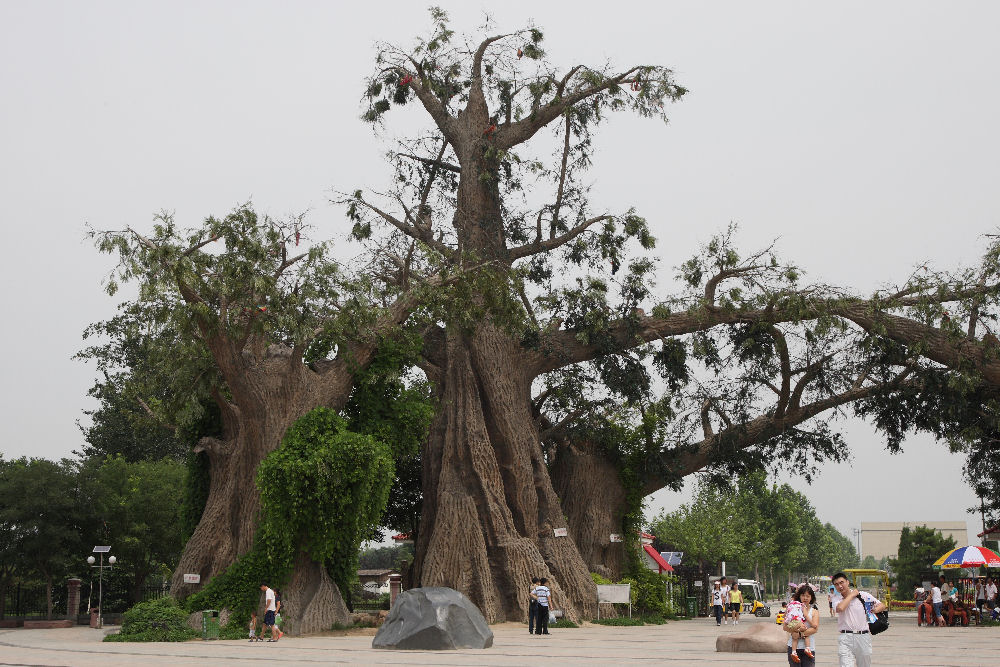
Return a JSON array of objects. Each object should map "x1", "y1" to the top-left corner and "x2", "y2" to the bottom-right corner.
[{"x1": 509, "y1": 214, "x2": 612, "y2": 261}]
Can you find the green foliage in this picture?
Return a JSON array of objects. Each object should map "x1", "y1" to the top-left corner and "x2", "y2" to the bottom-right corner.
[
  {"x1": 888, "y1": 526, "x2": 957, "y2": 592},
  {"x1": 80, "y1": 456, "x2": 186, "y2": 602},
  {"x1": 104, "y1": 597, "x2": 198, "y2": 642},
  {"x1": 257, "y1": 407, "x2": 394, "y2": 602},
  {"x1": 0, "y1": 457, "x2": 85, "y2": 616},
  {"x1": 187, "y1": 408, "x2": 395, "y2": 622},
  {"x1": 590, "y1": 616, "x2": 646, "y2": 626},
  {"x1": 549, "y1": 618, "x2": 579, "y2": 628},
  {"x1": 650, "y1": 471, "x2": 858, "y2": 576},
  {"x1": 359, "y1": 543, "x2": 414, "y2": 570}
]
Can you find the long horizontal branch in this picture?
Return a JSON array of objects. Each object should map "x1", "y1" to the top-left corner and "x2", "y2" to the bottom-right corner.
[{"x1": 643, "y1": 376, "x2": 915, "y2": 496}]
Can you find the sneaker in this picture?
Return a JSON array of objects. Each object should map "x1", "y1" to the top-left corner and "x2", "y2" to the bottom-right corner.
[
  {"x1": 803, "y1": 648, "x2": 814, "y2": 659},
  {"x1": 790, "y1": 652, "x2": 801, "y2": 664},
  {"x1": 724, "y1": 620, "x2": 728, "y2": 624}
]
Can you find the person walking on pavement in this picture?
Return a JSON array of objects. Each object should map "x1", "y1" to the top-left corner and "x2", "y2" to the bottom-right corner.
[
  {"x1": 729, "y1": 582, "x2": 742, "y2": 624},
  {"x1": 259, "y1": 582, "x2": 284, "y2": 642},
  {"x1": 711, "y1": 581, "x2": 725, "y2": 626},
  {"x1": 832, "y1": 571, "x2": 885, "y2": 667}
]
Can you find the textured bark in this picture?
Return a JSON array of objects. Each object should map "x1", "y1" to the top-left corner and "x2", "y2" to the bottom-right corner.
[
  {"x1": 412, "y1": 326, "x2": 597, "y2": 622},
  {"x1": 550, "y1": 439, "x2": 628, "y2": 580},
  {"x1": 281, "y1": 551, "x2": 350, "y2": 634},
  {"x1": 171, "y1": 346, "x2": 356, "y2": 633}
]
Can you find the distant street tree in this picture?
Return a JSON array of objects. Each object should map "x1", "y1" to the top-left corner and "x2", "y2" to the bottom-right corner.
[
  {"x1": 888, "y1": 525, "x2": 957, "y2": 592},
  {"x1": 0, "y1": 458, "x2": 84, "y2": 619},
  {"x1": 80, "y1": 457, "x2": 186, "y2": 604}
]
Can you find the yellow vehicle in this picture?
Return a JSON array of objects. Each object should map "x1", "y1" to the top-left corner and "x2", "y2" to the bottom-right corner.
[
  {"x1": 736, "y1": 579, "x2": 771, "y2": 617},
  {"x1": 842, "y1": 569, "x2": 892, "y2": 607}
]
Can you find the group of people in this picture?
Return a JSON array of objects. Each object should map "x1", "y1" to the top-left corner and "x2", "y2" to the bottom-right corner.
[
  {"x1": 709, "y1": 577, "x2": 743, "y2": 626},
  {"x1": 916, "y1": 575, "x2": 998, "y2": 627}
]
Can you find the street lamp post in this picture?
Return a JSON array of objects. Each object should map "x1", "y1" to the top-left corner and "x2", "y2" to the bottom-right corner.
[{"x1": 87, "y1": 546, "x2": 115, "y2": 629}]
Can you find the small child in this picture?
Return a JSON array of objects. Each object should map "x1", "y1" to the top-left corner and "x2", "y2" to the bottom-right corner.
[
  {"x1": 783, "y1": 600, "x2": 815, "y2": 663},
  {"x1": 249, "y1": 612, "x2": 259, "y2": 641}
]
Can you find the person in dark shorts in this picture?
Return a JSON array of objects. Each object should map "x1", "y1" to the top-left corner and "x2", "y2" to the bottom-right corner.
[
  {"x1": 259, "y1": 582, "x2": 284, "y2": 642},
  {"x1": 528, "y1": 576, "x2": 540, "y2": 634},
  {"x1": 534, "y1": 578, "x2": 552, "y2": 635}
]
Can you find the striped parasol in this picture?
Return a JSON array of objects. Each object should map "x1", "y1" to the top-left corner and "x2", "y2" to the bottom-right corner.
[{"x1": 932, "y1": 545, "x2": 1000, "y2": 570}]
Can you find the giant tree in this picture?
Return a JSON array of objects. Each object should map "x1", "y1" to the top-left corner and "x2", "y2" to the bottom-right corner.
[
  {"x1": 344, "y1": 11, "x2": 1000, "y2": 622},
  {"x1": 91, "y1": 206, "x2": 448, "y2": 631}
]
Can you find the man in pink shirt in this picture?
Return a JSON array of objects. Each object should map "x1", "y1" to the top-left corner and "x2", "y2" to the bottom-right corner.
[{"x1": 832, "y1": 572, "x2": 886, "y2": 667}]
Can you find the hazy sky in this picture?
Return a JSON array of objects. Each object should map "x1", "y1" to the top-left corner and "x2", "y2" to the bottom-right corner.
[{"x1": 2, "y1": 1, "x2": 996, "y2": 549}]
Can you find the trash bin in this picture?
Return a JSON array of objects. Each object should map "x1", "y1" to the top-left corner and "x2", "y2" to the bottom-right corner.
[
  {"x1": 202, "y1": 610, "x2": 220, "y2": 640},
  {"x1": 685, "y1": 596, "x2": 698, "y2": 618}
]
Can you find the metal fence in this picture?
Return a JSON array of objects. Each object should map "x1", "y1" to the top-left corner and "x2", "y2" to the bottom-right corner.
[{"x1": 1, "y1": 579, "x2": 172, "y2": 619}]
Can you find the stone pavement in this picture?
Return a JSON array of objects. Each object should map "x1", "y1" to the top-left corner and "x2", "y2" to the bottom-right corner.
[{"x1": 0, "y1": 611, "x2": 996, "y2": 666}]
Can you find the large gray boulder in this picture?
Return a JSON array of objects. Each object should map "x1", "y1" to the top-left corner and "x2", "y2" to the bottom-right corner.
[
  {"x1": 715, "y1": 622, "x2": 788, "y2": 653},
  {"x1": 372, "y1": 587, "x2": 493, "y2": 650}
]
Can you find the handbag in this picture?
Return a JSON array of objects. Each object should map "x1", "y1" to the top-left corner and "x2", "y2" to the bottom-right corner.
[{"x1": 858, "y1": 592, "x2": 889, "y2": 635}]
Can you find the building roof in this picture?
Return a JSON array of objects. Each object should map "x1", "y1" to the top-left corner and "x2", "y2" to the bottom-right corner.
[
  {"x1": 642, "y1": 543, "x2": 673, "y2": 572},
  {"x1": 391, "y1": 533, "x2": 412, "y2": 542},
  {"x1": 977, "y1": 524, "x2": 1000, "y2": 538},
  {"x1": 357, "y1": 569, "x2": 394, "y2": 577}
]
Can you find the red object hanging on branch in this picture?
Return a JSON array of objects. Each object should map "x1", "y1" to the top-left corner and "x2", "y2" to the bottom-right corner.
[
  {"x1": 631, "y1": 80, "x2": 642, "y2": 92},
  {"x1": 483, "y1": 124, "x2": 497, "y2": 136},
  {"x1": 517, "y1": 48, "x2": 523, "y2": 59},
  {"x1": 399, "y1": 74, "x2": 414, "y2": 86}
]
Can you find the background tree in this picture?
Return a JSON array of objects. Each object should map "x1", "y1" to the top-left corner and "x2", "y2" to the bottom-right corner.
[
  {"x1": 80, "y1": 457, "x2": 186, "y2": 605},
  {"x1": 0, "y1": 458, "x2": 84, "y2": 619},
  {"x1": 888, "y1": 525, "x2": 956, "y2": 592}
]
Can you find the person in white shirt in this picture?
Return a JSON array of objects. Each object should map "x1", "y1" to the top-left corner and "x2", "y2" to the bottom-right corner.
[
  {"x1": 975, "y1": 578, "x2": 987, "y2": 613},
  {"x1": 711, "y1": 581, "x2": 725, "y2": 626},
  {"x1": 987, "y1": 577, "x2": 998, "y2": 607},
  {"x1": 929, "y1": 582, "x2": 944, "y2": 626},
  {"x1": 832, "y1": 572, "x2": 885, "y2": 667},
  {"x1": 532, "y1": 578, "x2": 553, "y2": 635},
  {"x1": 828, "y1": 584, "x2": 841, "y2": 618},
  {"x1": 259, "y1": 582, "x2": 284, "y2": 642}
]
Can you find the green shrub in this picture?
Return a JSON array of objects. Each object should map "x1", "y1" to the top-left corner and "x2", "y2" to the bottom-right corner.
[
  {"x1": 104, "y1": 597, "x2": 199, "y2": 642},
  {"x1": 592, "y1": 616, "x2": 644, "y2": 626},
  {"x1": 549, "y1": 618, "x2": 579, "y2": 628}
]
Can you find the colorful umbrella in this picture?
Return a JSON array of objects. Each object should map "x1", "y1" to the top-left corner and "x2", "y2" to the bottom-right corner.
[{"x1": 932, "y1": 545, "x2": 1000, "y2": 570}]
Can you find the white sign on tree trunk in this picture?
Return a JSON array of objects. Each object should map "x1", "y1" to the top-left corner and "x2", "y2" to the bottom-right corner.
[
  {"x1": 610, "y1": 534, "x2": 622, "y2": 542},
  {"x1": 553, "y1": 527, "x2": 568, "y2": 537},
  {"x1": 183, "y1": 574, "x2": 201, "y2": 584}
]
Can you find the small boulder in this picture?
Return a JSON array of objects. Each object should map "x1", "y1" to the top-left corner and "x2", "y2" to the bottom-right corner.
[
  {"x1": 372, "y1": 587, "x2": 493, "y2": 650},
  {"x1": 715, "y1": 622, "x2": 788, "y2": 653}
]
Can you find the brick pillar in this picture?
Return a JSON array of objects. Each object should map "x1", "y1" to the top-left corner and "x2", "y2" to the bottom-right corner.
[
  {"x1": 66, "y1": 579, "x2": 82, "y2": 621},
  {"x1": 389, "y1": 574, "x2": 402, "y2": 607}
]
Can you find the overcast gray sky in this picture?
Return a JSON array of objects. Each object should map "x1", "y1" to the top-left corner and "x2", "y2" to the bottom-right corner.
[{"x1": 2, "y1": 1, "x2": 996, "y2": 548}]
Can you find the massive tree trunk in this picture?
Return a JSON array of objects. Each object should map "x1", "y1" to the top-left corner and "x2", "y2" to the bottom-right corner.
[
  {"x1": 550, "y1": 439, "x2": 629, "y2": 581},
  {"x1": 412, "y1": 326, "x2": 597, "y2": 622},
  {"x1": 171, "y1": 346, "x2": 353, "y2": 631}
]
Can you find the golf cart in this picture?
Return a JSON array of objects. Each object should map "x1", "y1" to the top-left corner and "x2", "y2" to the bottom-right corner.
[
  {"x1": 842, "y1": 569, "x2": 892, "y2": 607},
  {"x1": 737, "y1": 579, "x2": 770, "y2": 616}
]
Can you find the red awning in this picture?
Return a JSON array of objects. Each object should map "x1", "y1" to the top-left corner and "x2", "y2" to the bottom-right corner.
[
  {"x1": 977, "y1": 524, "x2": 999, "y2": 538},
  {"x1": 642, "y1": 543, "x2": 673, "y2": 572}
]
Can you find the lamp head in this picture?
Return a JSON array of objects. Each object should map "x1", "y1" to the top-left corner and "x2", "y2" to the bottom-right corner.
[
  {"x1": 87, "y1": 556, "x2": 96, "y2": 565},
  {"x1": 108, "y1": 556, "x2": 116, "y2": 565}
]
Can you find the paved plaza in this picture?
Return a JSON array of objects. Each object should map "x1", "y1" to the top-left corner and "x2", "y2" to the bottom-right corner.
[{"x1": 0, "y1": 610, "x2": 996, "y2": 666}]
